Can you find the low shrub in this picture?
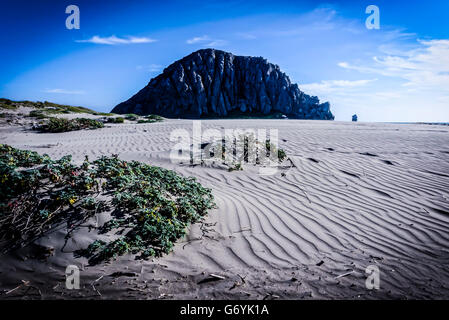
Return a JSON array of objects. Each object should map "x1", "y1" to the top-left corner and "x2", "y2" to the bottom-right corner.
[
  {"x1": 94, "y1": 112, "x2": 115, "y2": 116},
  {"x1": 35, "y1": 101, "x2": 100, "y2": 115},
  {"x1": 0, "y1": 145, "x2": 215, "y2": 264},
  {"x1": 144, "y1": 114, "x2": 164, "y2": 121},
  {"x1": 137, "y1": 119, "x2": 157, "y2": 124},
  {"x1": 28, "y1": 110, "x2": 48, "y2": 119},
  {"x1": 265, "y1": 139, "x2": 287, "y2": 162},
  {"x1": 125, "y1": 114, "x2": 139, "y2": 121},
  {"x1": 0, "y1": 99, "x2": 17, "y2": 110},
  {"x1": 106, "y1": 117, "x2": 124, "y2": 123},
  {"x1": 228, "y1": 163, "x2": 243, "y2": 172},
  {"x1": 36, "y1": 117, "x2": 104, "y2": 133},
  {"x1": 137, "y1": 114, "x2": 164, "y2": 124},
  {"x1": 2, "y1": 98, "x2": 106, "y2": 115},
  {"x1": 201, "y1": 134, "x2": 288, "y2": 169}
]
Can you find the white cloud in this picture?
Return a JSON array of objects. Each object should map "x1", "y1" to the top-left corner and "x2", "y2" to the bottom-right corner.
[
  {"x1": 301, "y1": 79, "x2": 377, "y2": 95},
  {"x1": 186, "y1": 35, "x2": 211, "y2": 44},
  {"x1": 235, "y1": 32, "x2": 257, "y2": 40},
  {"x1": 339, "y1": 39, "x2": 449, "y2": 91},
  {"x1": 206, "y1": 39, "x2": 228, "y2": 47},
  {"x1": 136, "y1": 64, "x2": 163, "y2": 73},
  {"x1": 76, "y1": 35, "x2": 157, "y2": 45},
  {"x1": 326, "y1": 39, "x2": 449, "y2": 121},
  {"x1": 186, "y1": 35, "x2": 228, "y2": 47},
  {"x1": 44, "y1": 88, "x2": 86, "y2": 95}
]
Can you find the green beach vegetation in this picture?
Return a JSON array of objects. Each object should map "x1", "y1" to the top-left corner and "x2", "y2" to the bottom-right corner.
[{"x1": 0, "y1": 144, "x2": 215, "y2": 264}]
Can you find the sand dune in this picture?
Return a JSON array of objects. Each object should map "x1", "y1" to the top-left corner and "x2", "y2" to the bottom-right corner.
[{"x1": 1, "y1": 119, "x2": 449, "y2": 299}]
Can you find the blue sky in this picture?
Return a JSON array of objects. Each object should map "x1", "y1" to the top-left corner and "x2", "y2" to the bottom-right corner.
[{"x1": 1, "y1": 0, "x2": 448, "y2": 121}]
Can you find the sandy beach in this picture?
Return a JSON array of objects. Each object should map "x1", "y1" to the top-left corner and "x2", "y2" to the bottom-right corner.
[{"x1": 1, "y1": 118, "x2": 449, "y2": 299}]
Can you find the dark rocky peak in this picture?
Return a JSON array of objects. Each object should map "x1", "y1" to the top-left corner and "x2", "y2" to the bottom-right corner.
[{"x1": 112, "y1": 48, "x2": 334, "y2": 120}]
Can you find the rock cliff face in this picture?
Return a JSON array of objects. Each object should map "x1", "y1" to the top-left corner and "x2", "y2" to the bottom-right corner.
[{"x1": 112, "y1": 49, "x2": 334, "y2": 120}]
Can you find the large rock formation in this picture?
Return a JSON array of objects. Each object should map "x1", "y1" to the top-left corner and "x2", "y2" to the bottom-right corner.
[{"x1": 112, "y1": 49, "x2": 334, "y2": 120}]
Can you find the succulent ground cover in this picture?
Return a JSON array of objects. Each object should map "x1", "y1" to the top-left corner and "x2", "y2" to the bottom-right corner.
[
  {"x1": 137, "y1": 114, "x2": 164, "y2": 123},
  {"x1": 125, "y1": 113, "x2": 163, "y2": 123},
  {"x1": 105, "y1": 116, "x2": 125, "y2": 123},
  {"x1": 125, "y1": 113, "x2": 139, "y2": 121},
  {"x1": 0, "y1": 144, "x2": 215, "y2": 264},
  {"x1": 200, "y1": 134, "x2": 288, "y2": 171},
  {"x1": 35, "y1": 117, "x2": 104, "y2": 133}
]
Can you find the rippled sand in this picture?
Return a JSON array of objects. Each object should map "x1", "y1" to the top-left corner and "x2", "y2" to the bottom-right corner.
[{"x1": 1, "y1": 119, "x2": 449, "y2": 299}]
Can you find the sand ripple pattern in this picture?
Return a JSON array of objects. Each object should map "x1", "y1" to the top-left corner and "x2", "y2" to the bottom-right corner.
[{"x1": 2, "y1": 120, "x2": 449, "y2": 299}]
